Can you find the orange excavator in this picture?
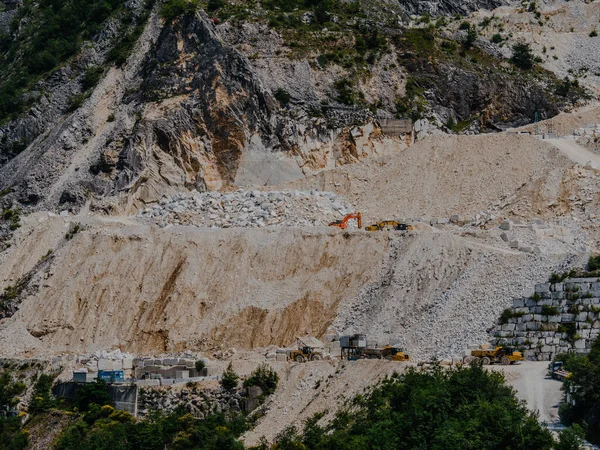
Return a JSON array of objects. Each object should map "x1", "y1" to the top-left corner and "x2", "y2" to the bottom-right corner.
[{"x1": 329, "y1": 212, "x2": 362, "y2": 229}]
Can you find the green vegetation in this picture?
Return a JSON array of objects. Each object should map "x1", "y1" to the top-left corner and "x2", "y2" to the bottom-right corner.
[
  {"x1": 160, "y1": 0, "x2": 201, "y2": 20},
  {"x1": 65, "y1": 223, "x2": 81, "y2": 241},
  {"x1": 558, "y1": 335, "x2": 600, "y2": 445},
  {"x1": 269, "y1": 364, "x2": 554, "y2": 449},
  {"x1": 55, "y1": 406, "x2": 246, "y2": 450},
  {"x1": 221, "y1": 362, "x2": 239, "y2": 390},
  {"x1": 541, "y1": 305, "x2": 560, "y2": 316},
  {"x1": 590, "y1": 30, "x2": 598, "y2": 38},
  {"x1": 0, "y1": 371, "x2": 28, "y2": 449},
  {"x1": 28, "y1": 374, "x2": 56, "y2": 414},
  {"x1": 274, "y1": 88, "x2": 292, "y2": 107},
  {"x1": 243, "y1": 364, "x2": 279, "y2": 396},
  {"x1": 491, "y1": 33, "x2": 503, "y2": 44},
  {"x1": 557, "y1": 322, "x2": 578, "y2": 343},
  {"x1": 500, "y1": 308, "x2": 526, "y2": 324},
  {"x1": 511, "y1": 42, "x2": 535, "y2": 70},
  {"x1": 588, "y1": 254, "x2": 600, "y2": 271},
  {"x1": 2, "y1": 208, "x2": 21, "y2": 230},
  {"x1": 0, "y1": 0, "x2": 127, "y2": 123},
  {"x1": 195, "y1": 359, "x2": 206, "y2": 372}
]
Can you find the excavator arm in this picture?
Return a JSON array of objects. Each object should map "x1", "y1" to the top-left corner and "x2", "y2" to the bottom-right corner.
[{"x1": 329, "y1": 212, "x2": 362, "y2": 229}]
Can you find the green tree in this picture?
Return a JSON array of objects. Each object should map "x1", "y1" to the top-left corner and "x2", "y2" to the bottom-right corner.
[
  {"x1": 273, "y1": 364, "x2": 554, "y2": 449},
  {"x1": 560, "y1": 335, "x2": 600, "y2": 444},
  {"x1": 243, "y1": 364, "x2": 279, "y2": 395},
  {"x1": 73, "y1": 380, "x2": 111, "y2": 412},
  {"x1": 195, "y1": 359, "x2": 206, "y2": 372},
  {"x1": 28, "y1": 374, "x2": 55, "y2": 413},
  {"x1": 463, "y1": 25, "x2": 478, "y2": 49},
  {"x1": 511, "y1": 43, "x2": 535, "y2": 70},
  {"x1": 220, "y1": 362, "x2": 239, "y2": 391},
  {"x1": 555, "y1": 425, "x2": 585, "y2": 450}
]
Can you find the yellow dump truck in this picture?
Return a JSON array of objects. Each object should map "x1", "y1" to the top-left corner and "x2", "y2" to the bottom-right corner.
[
  {"x1": 360, "y1": 345, "x2": 410, "y2": 361},
  {"x1": 469, "y1": 346, "x2": 523, "y2": 365}
]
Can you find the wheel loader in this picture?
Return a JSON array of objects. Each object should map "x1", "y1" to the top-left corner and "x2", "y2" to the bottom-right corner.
[
  {"x1": 361, "y1": 345, "x2": 410, "y2": 361},
  {"x1": 288, "y1": 346, "x2": 323, "y2": 363},
  {"x1": 365, "y1": 220, "x2": 413, "y2": 232},
  {"x1": 468, "y1": 346, "x2": 523, "y2": 365}
]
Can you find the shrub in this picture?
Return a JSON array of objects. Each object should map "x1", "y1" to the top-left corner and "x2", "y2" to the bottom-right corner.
[
  {"x1": 560, "y1": 335, "x2": 600, "y2": 444},
  {"x1": 194, "y1": 359, "x2": 206, "y2": 372},
  {"x1": 463, "y1": 26, "x2": 477, "y2": 49},
  {"x1": 220, "y1": 362, "x2": 239, "y2": 391},
  {"x1": 160, "y1": 0, "x2": 200, "y2": 20},
  {"x1": 74, "y1": 379, "x2": 111, "y2": 411},
  {"x1": 541, "y1": 305, "x2": 559, "y2": 316},
  {"x1": 65, "y1": 223, "x2": 81, "y2": 241},
  {"x1": 81, "y1": 66, "x2": 104, "y2": 91},
  {"x1": 274, "y1": 88, "x2": 291, "y2": 106},
  {"x1": 531, "y1": 293, "x2": 542, "y2": 301},
  {"x1": 334, "y1": 78, "x2": 356, "y2": 105},
  {"x1": 511, "y1": 42, "x2": 535, "y2": 70},
  {"x1": 590, "y1": 30, "x2": 598, "y2": 38},
  {"x1": 66, "y1": 92, "x2": 89, "y2": 113},
  {"x1": 500, "y1": 308, "x2": 525, "y2": 324},
  {"x1": 243, "y1": 364, "x2": 279, "y2": 395},
  {"x1": 459, "y1": 21, "x2": 471, "y2": 30},
  {"x1": 588, "y1": 255, "x2": 600, "y2": 271},
  {"x1": 28, "y1": 374, "x2": 55, "y2": 413},
  {"x1": 491, "y1": 33, "x2": 503, "y2": 43}
]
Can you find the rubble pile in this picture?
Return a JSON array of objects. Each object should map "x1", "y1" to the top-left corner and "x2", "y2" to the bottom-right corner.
[{"x1": 138, "y1": 190, "x2": 355, "y2": 228}]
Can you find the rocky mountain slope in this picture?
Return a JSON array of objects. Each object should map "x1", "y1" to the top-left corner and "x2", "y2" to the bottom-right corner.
[
  {"x1": 0, "y1": 0, "x2": 593, "y2": 220},
  {"x1": 0, "y1": 0, "x2": 598, "y2": 362}
]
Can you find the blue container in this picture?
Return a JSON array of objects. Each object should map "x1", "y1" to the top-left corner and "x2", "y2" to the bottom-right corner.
[{"x1": 97, "y1": 370, "x2": 125, "y2": 383}]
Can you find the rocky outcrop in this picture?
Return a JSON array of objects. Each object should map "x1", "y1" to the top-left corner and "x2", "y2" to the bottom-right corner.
[{"x1": 397, "y1": 0, "x2": 510, "y2": 17}]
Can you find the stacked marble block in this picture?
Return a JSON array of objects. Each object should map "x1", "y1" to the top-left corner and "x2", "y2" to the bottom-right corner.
[{"x1": 491, "y1": 278, "x2": 600, "y2": 360}]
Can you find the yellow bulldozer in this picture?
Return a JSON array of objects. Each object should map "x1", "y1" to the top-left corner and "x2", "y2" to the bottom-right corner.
[
  {"x1": 467, "y1": 346, "x2": 523, "y2": 365},
  {"x1": 365, "y1": 220, "x2": 413, "y2": 232}
]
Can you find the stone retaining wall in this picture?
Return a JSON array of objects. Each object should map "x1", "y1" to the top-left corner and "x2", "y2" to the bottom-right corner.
[{"x1": 491, "y1": 278, "x2": 600, "y2": 360}]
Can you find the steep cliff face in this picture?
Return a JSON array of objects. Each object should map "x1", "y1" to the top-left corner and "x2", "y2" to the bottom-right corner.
[{"x1": 0, "y1": 0, "x2": 593, "y2": 218}]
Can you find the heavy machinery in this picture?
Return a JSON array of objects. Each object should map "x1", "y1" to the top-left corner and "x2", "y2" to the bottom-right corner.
[
  {"x1": 365, "y1": 220, "x2": 413, "y2": 232},
  {"x1": 361, "y1": 345, "x2": 410, "y2": 361},
  {"x1": 329, "y1": 212, "x2": 362, "y2": 229},
  {"x1": 339, "y1": 334, "x2": 409, "y2": 361},
  {"x1": 549, "y1": 361, "x2": 571, "y2": 381},
  {"x1": 288, "y1": 346, "x2": 323, "y2": 363},
  {"x1": 467, "y1": 346, "x2": 523, "y2": 365}
]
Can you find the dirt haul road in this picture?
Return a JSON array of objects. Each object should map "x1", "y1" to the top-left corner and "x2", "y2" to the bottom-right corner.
[
  {"x1": 497, "y1": 361, "x2": 563, "y2": 424},
  {"x1": 547, "y1": 137, "x2": 600, "y2": 170}
]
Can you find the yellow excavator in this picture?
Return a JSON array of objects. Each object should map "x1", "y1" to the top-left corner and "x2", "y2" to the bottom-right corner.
[{"x1": 365, "y1": 220, "x2": 413, "y2": 232}]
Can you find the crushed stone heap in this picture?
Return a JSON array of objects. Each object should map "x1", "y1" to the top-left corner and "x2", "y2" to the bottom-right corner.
[{"x1": 138, "y1": 190, "x2": 355, "y2": 228}]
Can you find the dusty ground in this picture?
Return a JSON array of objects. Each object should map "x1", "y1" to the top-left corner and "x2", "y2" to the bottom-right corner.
[{"x1": 274, "y1": 133, "x2": 574, "y2": 221}]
